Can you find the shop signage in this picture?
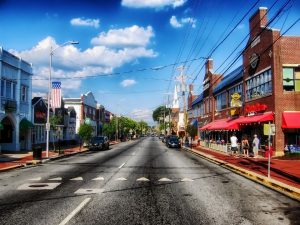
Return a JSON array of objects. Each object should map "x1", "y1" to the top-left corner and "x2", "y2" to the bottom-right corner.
[
  {"x1": 230, "y1": 92, "x2": 242, "y2": 116},
  {"x1": 34, "y1": 101, "x2": 47, "y2": 124},
  {"x1": 203, "y1": 78, "x2": 210, "y2": 91},
  {"x1": 263, "y1": 124, "x2": 275, "y2": 136},
  {"x1": 245, "y1": 103, "x2": 267, "y2": 115}
]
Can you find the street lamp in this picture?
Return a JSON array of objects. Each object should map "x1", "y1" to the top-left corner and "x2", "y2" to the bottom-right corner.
[{"x1": 46, "y1": 41, "x2": 79, "y2": 158}]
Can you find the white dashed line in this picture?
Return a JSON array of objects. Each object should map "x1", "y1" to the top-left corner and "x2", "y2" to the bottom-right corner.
[
  {"x1": 136, "y1": 177, "x2": 150, "y2": 182},
  {"x1": 49, "y1": 177, "x2": 62, "y2": 181},
  {"x1": 116, "y1": 177, "x2": 127, "y2": 181},
  {"x1": 118, "y1": 163, "x2": 125, "y2": 169},
  {"x1": 58, "y1": 197, "x2": 91, "y2": 225},
  {"x1": 92, "y1": 176, "x2": 104, "y2": 181},
  {"x1": 28, "y1": 177, "x2": 41, "y2": 181},
  {"x1": 181, "y1": 178, "x2": 194, "y2": 182},
  {"x1": 158, "y1": 178, "x2": 172, "y2": 182},
  {"x1": 70, "y1": 177, "x2": 83, "y2": 181}
]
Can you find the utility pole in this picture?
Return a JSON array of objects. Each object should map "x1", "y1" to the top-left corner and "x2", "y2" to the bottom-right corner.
[
  {"x1": 115, "y1": 115, "x2": 118, "y2": 142},
  {"x1": 163, "y1": 107, "x2": 166, "y2": 135},
  {"x1": 177, "y1": 66, "x2": 187, "y2": 136}
]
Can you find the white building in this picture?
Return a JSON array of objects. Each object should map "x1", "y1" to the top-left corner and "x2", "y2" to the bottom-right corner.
[
  {"x1": 0, "y1": 47, "x2": 33, "y2": 151},
  {"x1": 64, "y1": 92, "x2": 97, "y2": 136}
]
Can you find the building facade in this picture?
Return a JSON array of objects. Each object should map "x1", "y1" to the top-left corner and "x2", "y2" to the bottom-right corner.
[{"x1": 0, "y1": 47, "x2": 32, "y2": 151}]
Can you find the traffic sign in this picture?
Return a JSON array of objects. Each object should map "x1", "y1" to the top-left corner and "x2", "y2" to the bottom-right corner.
[{"x1": 263, "y1": 124, "x2": 275, "y2": 136}]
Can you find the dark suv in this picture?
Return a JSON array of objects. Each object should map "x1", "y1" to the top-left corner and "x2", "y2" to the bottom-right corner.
[
  {"x1": 166, "y1": 135, "x2": 181, "y2": 148},
  {"x1": 89, "y1": 136, "x2": 109, "y2": 151}
]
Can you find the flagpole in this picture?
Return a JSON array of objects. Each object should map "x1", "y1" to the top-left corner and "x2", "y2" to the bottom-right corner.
[{"x1": 46, "y1": 41, "x2": 79, "y2": 159}]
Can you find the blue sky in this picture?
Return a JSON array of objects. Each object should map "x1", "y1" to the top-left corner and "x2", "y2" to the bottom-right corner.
[{"x1": 0, "y1": 0, "x2": 299, "y2": 124}]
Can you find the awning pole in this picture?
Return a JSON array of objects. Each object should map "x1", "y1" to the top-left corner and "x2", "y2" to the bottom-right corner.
[{"x1": 268, "y1": 121, "x2": 271, "y2": 178}]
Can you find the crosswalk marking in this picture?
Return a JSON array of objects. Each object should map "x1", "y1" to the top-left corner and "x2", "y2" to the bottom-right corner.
[
  {"x1": 92, "y1": 176, "x2": 104, "y2": 181},
  {"x1": 116, "y1": 177, "x2": 127, "y2": 181},
  {"x1": 28, "y1": 177, "x2": 41, "y2": 181},
  {"x1": 74, "y1": 188, "x2": 104, "y2": 195},
  {"x1": 158, "y1": 178, "x2": 172, "y2": 182},
  {"x1": 136, "y1": 177, "x2": 150, "y2": 182},
  {"x1": 70, "y1": 177, "x2": 83, "y2": 181},
  {"x1": 181, "y1": 178, "x2": 194, "y2": 182},
  {"x1": 49, "y1": 177, "x2": 62, "y2": 181}
]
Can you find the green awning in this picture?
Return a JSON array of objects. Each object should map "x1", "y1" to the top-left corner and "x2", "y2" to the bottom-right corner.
[
  {"x1": 20, "y1": 118, "x2": 34, "y2": 130},
  {"x1": 0, "y1": 123, "x2": 3, "y2": 130}
]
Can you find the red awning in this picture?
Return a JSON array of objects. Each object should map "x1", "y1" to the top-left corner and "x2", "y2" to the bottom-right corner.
[
  {"x1": 237, "y1": 112, "x2": 274, "y2": 124},
  {"x1": 200, "y1": 118, "x2": 240, "y2": 131},
  {"x1": 282, "y1": 112, "x2": 300, "y2": 128}
]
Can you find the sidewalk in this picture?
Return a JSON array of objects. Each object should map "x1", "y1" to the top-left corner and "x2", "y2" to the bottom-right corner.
[
  {"x1": 184, "y1": 145, "x2": 300, "y2": 201},
  {"x1": 0, "y1": 141, "x2": 120, "y2": 172}
]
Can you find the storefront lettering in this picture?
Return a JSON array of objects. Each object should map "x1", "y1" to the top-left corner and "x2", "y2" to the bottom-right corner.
[{"x1": 245, "y1": 103, "x2": 267, "y2": 114}]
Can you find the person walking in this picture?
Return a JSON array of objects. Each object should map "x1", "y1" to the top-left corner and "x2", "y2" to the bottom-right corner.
[
  {"x1": 252, "y1": 134, "x2": 260, "y2": 158},
  {"x1": 230, "y1": 133, "x2": 238, "y2": 156},
  {"x1": 241, "y1": 135, "x2": 250, "y2": 157}
]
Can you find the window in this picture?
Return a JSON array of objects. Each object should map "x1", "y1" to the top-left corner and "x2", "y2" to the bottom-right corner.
[
  {"x1": 21, "y1": 85, "x2": 27, "y2": 102},
  {"x1": 216, "y1": 92, "x2": 227, "y2": 111},
  {"x1": 246, "y1": 69, "x2": 272, "y2": 100},
  {"x1": 283, "y1": 67, "x2": 300, "y2": 92},
  {"x1": 6, "y1": 81, "x2": 11, "y2": 99},
  {"x1": 1, "y1": 80, "x2": 5, "y2": 97}
]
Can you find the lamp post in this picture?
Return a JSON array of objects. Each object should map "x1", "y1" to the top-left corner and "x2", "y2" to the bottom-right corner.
[{"x1": 46, "y1": 41, "x2": 79, "y2": 158}]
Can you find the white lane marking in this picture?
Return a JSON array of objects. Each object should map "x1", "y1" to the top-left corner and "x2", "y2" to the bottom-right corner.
[
  {"x1": 181, "y1": 178, "x2": 194, "y2": 182},
  {"x1": 70, "y1": 177, "x2": 83, "y2": 181},
  {"x1": 92, "y1": 176, "x2": 104, "y2": 181},
  {"x1": 58, "y1": 197, "x2": 91, "y2": 225},
  {"x1": 118, "y1": 163, "x2": 125, "y2": 169},
  {"x1": 28, "y1": 177, "x2": 41, "y2": 181},
  {"x1": 158, "y1": 178, "x2": 172, "y2": 182},
  {"x1": 74, "y1": 189, "x2": 105, "y2": 195},
  {"x1": 18, "y1": 183, "x2": 61, "y2": 190},
  {"x1": 116, "y1": 177, "x2": 127, "y2": 181},
  {"x1": 136, "y1": 177, "x2": 150, "y2": 182},
  {"x1": 49, "y1": 177, "x2": 62, "y2": 181}
]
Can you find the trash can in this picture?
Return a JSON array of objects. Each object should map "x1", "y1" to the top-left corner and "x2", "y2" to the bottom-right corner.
[{"x1": 33, "y1": 146, "x2": 42, "y2": 160}]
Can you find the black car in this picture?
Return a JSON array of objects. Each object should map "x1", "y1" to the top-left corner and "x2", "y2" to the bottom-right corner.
[
  {"x1": 89, "y1": 136, "x2": 109, "y2": 150},
  {"x1": 166, "y1": 135, "x2": 181, "y2": 148}
]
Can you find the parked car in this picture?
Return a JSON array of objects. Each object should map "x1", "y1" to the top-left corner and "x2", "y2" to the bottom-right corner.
[
  {"x1": 166, "y1": 135, "x2": 181, "y2": 148},
  {"x1": 159, "y1": 134, "x2": 165, "y2": 140},
  {"x1": 89, "y1": 136, "x2": 109, "y2": 150}
]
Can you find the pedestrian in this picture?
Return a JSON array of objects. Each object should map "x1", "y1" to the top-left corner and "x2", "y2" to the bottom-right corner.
[
  {"x1": 230, "y1": 133, "x2": 238, "y2": 156},
  {"x1": 241, "y1": 135, "x2": 250, "y2": 157},
  {"x1": 252, "y1": 134, "x2": 260, "y2": 158}
]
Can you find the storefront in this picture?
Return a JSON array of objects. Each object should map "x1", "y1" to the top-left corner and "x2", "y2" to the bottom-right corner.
[{"x1": 282, "y1": 111, "x2": 300, "y2": 152}]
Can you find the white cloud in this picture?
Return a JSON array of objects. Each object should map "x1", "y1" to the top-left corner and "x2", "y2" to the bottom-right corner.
[
  {"x1": 131, "y1": 108, "x2": 153, "y2": 122},
  {"x1": 170, "y1": 16, "x2": 182, "y2": 28},
  {"x1": 121, "y1": 79, "x2": 137, "y2": 87},
  {"x1": 121, "y1": 0, "x2": 187, "y2": 9},
  {"x1": 91, "y1": 25, "x2": 154, "y2": 47},
  {"x1": 170, "y1": 15, "x2": 196, "y2": 28},
  {"x1": 10, "y1": 34, "x2": 156, "y2": 96},
  {"x1": 70, "y1": 17, "x2": 100, "y2": 28}
]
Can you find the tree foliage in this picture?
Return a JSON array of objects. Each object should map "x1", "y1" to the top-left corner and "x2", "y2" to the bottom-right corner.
[
  {"x1": 186, "y1": 124, "x2": 198, "y2": 139},
  {"x1": 152, "y1": 105, "x2": 170, "y2": 122},
  {"x1": 78, "y1": 123, "x2": 94, "y2": 143}
]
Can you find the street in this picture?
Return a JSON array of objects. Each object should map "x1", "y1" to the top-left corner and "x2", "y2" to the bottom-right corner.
[{"x1": 0, "y1": 137, "x2": 299, "y2": 225}]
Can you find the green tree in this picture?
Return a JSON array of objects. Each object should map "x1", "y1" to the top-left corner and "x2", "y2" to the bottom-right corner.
[
  {"x1": 78, "y1": 123, "x2": 94, "y2": 146},
  {"x1": 152, "y1": 105, "x2": 170, "y2": 122},
  {"x1": 186, "y1": 124, "x2": 198, "y2": 140},
  {"x1": 49, "y1": 115, "x2": 63, "y2": 151}
]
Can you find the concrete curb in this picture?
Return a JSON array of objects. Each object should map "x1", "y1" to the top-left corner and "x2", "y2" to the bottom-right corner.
[
  {"x1": 0, "y1": 164, "x2": 25, "y2": 172},
  {"x1": 183, "y1": 147, "x2": 300, "y2": 202}
]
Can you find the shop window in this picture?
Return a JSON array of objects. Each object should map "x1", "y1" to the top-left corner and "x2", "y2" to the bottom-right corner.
[
  {"x1": 283, "y1": 67, "x2": 300, "y2": 92},
  {"x1": 246, "y1": 69, "x2": 272, "y2": 100}
]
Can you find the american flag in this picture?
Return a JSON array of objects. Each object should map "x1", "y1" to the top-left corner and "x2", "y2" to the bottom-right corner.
[{"x1": 51, "y1": 81, "x2": 61, "y2": 109}]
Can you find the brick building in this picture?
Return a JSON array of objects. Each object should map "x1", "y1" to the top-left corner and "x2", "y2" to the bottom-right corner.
[{"x1": 189, "y1": 7, "x2": 300, "y2": 156}]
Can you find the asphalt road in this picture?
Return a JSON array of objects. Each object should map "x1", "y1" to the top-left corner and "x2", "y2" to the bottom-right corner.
[{"x1": 0, "y1": 137, "x2": 299, "y2": 225}]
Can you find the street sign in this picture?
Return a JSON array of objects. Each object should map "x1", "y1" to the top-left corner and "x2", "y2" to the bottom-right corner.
[
  {"x1": 263, "y1": 124, "x2": 275, "y2": 136},
  {"x1": 46, "y1": 122, "x2": 50, "y2": 131},
  {"x1": 85, "y1": 118, "x2": 91, "y2": 125}
]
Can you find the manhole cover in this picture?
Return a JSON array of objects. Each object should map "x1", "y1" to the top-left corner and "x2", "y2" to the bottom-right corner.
[
  {"x1": 29, "y1": 184, "x2": 49, "y2": 188},
  {"x1": 18, "y1": 183, "x2": 61, "y2": 190}
]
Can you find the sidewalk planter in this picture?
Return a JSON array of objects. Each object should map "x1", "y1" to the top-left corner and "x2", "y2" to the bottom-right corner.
[{"x1": 33, "y1": 146, "x2": 42, "y2": 160}]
